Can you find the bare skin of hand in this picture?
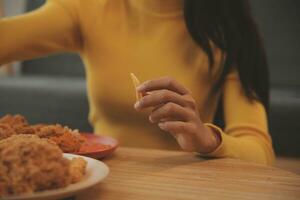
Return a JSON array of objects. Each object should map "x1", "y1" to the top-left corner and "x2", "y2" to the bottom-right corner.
[{"x1": 134, "y1": 76, "x2": 221, "y2": 153}]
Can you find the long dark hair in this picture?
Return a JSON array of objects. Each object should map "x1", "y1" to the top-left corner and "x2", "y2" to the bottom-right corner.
[{"x1": 184, "y1": 0, "x2": 269, "y2": 113}]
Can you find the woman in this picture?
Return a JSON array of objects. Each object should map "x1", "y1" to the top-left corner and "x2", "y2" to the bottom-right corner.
[{"x1": 0, "y1": 0, "x2": 275, "y2": 164}]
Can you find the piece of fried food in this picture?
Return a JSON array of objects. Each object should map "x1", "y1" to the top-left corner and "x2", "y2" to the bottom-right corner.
[
  {"x1": 0, "y1": 134, "x2": 71, "y2": 196},
  {"x1": 0, "y1": 115, "x2": 33, "y2": 140},
  {"x1": 0, "y1": 114, "x2": 28, "y2": 127},
  {"x1": 33, "y1": 124, "x2": 86, "y2": 153},
  {"x1": 32, "y1": 124, "x2": 65, "y2": 138},
  {"x1": 130, "y1": 73, "x2": 143, "y2": 101},
  {"x1": 69, "y1": 157, "x2": 87, "y2": 183},
  {"x1": 0, "y1": 123, "x2": 16, "y2": 140},
  {"x1": 0, "y1": 115, "x2": 86, "y2": 153},
  {"x1": 14, "y1": 125, "x2": 36, "y2": 135}
]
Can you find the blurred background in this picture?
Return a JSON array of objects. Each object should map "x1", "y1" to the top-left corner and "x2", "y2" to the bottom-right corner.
[{"x1": 0, "y1": 0, "x2": 299, "y2": 157}]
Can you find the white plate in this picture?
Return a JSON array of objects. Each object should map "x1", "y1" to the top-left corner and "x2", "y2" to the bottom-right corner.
[{"x1": 2, "y1": 154, "x2": 109, "y2": 200}]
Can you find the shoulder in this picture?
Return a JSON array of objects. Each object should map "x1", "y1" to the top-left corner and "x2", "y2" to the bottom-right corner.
[
  {"x1": 49, "y1": 0, "x2": 110, "y2": 8},
  {"x1": 46, "y1": 0, "x2": 81, "y2": 16},
  {"x1": 46, "y1": 0, "x2": 110, "y2": 20},
  {"x1": 48, "y1": 0, "x2": 125, "y2": 14},
  {"x1": 46, "y1": 0, "x2": 107, "y2": 11}
]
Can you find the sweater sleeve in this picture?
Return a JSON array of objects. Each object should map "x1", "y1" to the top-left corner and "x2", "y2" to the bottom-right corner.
[
  {"x1": 0, "y1": 0, "x2": 81, "y2": 65},
  {"x1": 203, "y1": 71, "x2": 275, "y2": 165}
]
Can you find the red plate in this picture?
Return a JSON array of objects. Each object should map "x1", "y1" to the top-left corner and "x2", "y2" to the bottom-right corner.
[{"x1": 74, "y1": 133, "x2": 119, "y2": 159}]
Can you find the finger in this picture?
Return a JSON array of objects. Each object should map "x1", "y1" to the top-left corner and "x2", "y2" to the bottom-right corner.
[
  {"x1": 150, "y1": 94, "x2": 197, "y2": 111},
  {"x1": 134, "y1": 89, "x2": 187, "y2": 110},
  {"x1": 158, "y1": 121, "x2": 198, "y2": 152},
  {"x1": 149, "y1": 103, "x2": 193, "y2": 123},
  {"x1": 151, "y1": 104, "x2": 175, "y2": 122},
  {"x1": 137, "y1": 76, "x2": 189, "y2": 95},
  {"x1": 158, "y1": 121, "x2": 196, "y2": 135}
]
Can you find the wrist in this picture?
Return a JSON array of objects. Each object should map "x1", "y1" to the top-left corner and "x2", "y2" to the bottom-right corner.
[{"x1": 198, "y1": 125, "x2": 222, "y2": 154}]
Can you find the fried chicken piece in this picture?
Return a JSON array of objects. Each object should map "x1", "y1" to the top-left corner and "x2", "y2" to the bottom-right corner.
[
  {"x1": 69, "y1": 157, "x2": 87, "y2": 183},
  {"x1": 0, "y1": 115, "x2": 32, "y2": 139},
  {"x1": 32, "y1": 124, "x2": 65, "y2": 138},
  {"x1": 0, "y1": 124, "x2": 16, "y2": 140},
  {"x1": 49, "y1": 131, "x2": 85, "y2": 153},
  {"x1": 0, "y1": 115, "x2": 86, "y2": 153},
  {"x1": 33, "y1": 124, "x2": 86, "y2": 153},
  {"x1": 14, "y1": 125, "x2": 36, "y2": 135},
  {"x1": 0, "y1": 134, "x2": 71, "y2": 197},
  {"x1": 0, "y1": 115, "x2": 28, "y2": 127}
]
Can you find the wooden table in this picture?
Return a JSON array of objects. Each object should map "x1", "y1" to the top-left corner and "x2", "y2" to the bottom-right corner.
[
  {"x1": 275, "y1": 157, "x2": 300, "y2": 175},
  {"x1": 77, "y1": 147, "x2": 300, "y2": 200}
]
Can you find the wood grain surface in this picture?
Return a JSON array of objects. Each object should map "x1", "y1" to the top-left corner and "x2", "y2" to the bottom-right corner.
[
  {"x1": 77, "y1": 147, "x2": 300, "y2": 200},
  {"x1": 276, "y1": 157, "x2": 300, "y2": 175}
]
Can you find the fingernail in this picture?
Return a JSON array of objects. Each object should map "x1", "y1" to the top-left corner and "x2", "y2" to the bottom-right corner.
[
  {"x1": 149, "y1": 116, "x2": 153, "y2": 123},
  {"x1": 136, "y1": 85, "x2": 144, "y2": 92},
  {"x1": 134, "y1": 101, "x2": 141, "y2": 109},
  {"x1": 158, "y1": 123, "x2": 166, "y2": 130}
]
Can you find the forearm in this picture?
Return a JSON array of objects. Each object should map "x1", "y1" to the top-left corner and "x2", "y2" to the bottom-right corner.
[{"x1": 0, "y1": 0, "x2": 81, "y2": 65}]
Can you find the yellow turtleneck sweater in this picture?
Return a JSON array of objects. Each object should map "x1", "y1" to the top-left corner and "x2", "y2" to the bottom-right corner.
[{"x1": 0, "y1": 0, "x2": 275, "y2": 164}]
